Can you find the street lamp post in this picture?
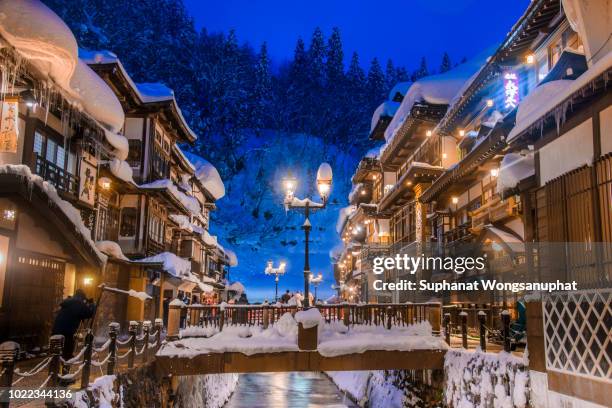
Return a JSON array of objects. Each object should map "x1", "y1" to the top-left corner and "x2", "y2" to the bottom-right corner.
[
  {"x1": 265, "y1": 260, "x2": 287, "y2": 302},
  {"x1": 309, "y1": 272, "x2": 323, "y2": 304},
  {"x1": 282, "y1": 163, "x2": 332, "y2": 308}
]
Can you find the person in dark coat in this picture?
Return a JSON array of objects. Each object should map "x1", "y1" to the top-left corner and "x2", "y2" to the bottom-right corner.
[
  {"x1": 237, "y1": 293, "x2": 249, "y2": 324},
  {"x1": 52, "y1": 289, "x2": 96, "y2": 361},
  {"x1": 280, "y1": 290, "x2": 291, "y2": 304}
]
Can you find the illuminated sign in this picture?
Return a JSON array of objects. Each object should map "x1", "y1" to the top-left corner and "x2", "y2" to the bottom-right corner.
[{"x1": 503, "y1": 71, "x2": 519, "y2": 110}]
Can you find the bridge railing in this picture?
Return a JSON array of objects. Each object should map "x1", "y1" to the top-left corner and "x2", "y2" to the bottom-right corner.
[{"x1": 175, "y1": 302, "x2": 441, "y2": 337}]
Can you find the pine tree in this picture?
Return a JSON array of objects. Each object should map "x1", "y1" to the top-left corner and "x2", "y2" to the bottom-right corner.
[
  {"x1": 251, "y1": 42, "x2": 272, "y2": 131},
  {"x1": 439, "y1": 52, "x2": 452, "y2": 73},
  {"x1": 326, "y1": 27, "x2": 344, "y2": 88},
  {"x1": 411, "y1": 56, "x2": 429, "y2": 82},
  {"x1": 385, "y1": 59, "x2": 397, "y2": 90},
  {"x1": 346, "y1": 52, "x2": 366, "y2": 89},
  {"x1": 395, "y1": 66, "x2": 410, "y2": 83},
  {"x1": 307, "y1": 27, "x2": 326, "y2": 89},
  {"x1": 367, "y1": 58, "x2": 386, "y2": 103}
]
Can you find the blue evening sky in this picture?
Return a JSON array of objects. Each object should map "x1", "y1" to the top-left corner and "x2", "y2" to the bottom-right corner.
[{"x1": 184, "y1": 0, "x2": 530, "y2": 70}]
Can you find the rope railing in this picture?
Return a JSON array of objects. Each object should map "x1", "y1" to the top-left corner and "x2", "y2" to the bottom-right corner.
[{"x1": 0, "y1": 319, "x2": 165, "y2": 406}]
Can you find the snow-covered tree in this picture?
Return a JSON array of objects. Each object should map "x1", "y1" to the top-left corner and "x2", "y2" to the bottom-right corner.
[
  {"x1": 439, "y1": 52, "x2": 452, "y2": 73},
  {"x1": 326, "y1": 27, "x2": 344, "y2": 89},
  {"x1": 367, "y1": 58, "x2": 386, "y2": 103},
  {"x1": 411, "y1": 56, "x2": 429, "y2": 81}
]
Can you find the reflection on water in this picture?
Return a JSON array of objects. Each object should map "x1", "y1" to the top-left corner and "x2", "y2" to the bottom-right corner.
[{"x1": 224, "y1": 372, "x2": 357, "y2": 408}]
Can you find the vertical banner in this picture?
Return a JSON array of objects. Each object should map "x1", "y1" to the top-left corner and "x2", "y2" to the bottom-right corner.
[
  {"x1": 0, "y1": 98, "x2": 19, "y2": 153},
  {"x1": 79, "y1": 157, "x2": 97, "y2": 206},
  {"x1": 503, "y1": 71, "x2": 520, "y2": 110}
]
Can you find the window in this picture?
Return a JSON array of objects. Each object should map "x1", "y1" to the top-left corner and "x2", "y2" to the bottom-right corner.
[
  {"x1": 120, "y1": 208, "x2": 138, "y2": 237},
  {"x1": 34, "y1": 131, "x2": 69, "y2": 171},
  {"x1": 127, "y1": 140, "x2": 142, "y2": 167},
  {"x1": 96, "y1": 205, "x2": 120, "y2": 241}
]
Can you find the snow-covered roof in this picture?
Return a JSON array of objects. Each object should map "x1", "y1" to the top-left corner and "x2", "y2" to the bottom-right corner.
[
  {"x1": 108, "y1": 158, "x2": 135, "y2": 184},
  {"x1": 384, "y1": 47, "x2": 496, "y2": 143},
  {"x1": 135, "y1": 252, "x2": 191, "y2": 278},
  {"x1": 370, "y1": 101, "x2": 400, "y2": 132},
  {"x1": 70, "y1": 59, "x2": 125, "y2": 134},
  {"x1": 509, "y1": 51, "x2": 612, "y2": 143},
  {"x1": 95, "y1": 241, "x2": 129, "y2": 262},
  {"x1": 182, "y1": 151, "x2": 225, "y2": 200},
  {"x1": 497, "y1": 152, "x2": 535, "y2": 193},
  {"x1": 0, "y1": 165, "x2": 107, "y2": 265},
  {"x1": 81, "y1": 49, "x2": 198, "y2": 143},
  {"x1": 336, "y1": 205, "x2": 356, "y2": 234},
  {"x1": 388, "y1": 82, "x2": 412, "y2": 101},
  {"x1": 0, "y1": 0, "x2": 78, "y2": 96},
  {"x1": 139, "y1": 179, "x2": 201, "y2": 215},
  {"x1": 0, "y1": 2, "x2": 128, "y2": 159}
]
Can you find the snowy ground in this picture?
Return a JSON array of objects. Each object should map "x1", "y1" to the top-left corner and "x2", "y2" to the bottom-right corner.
[{"x1": 158, "y1": 313, "x2": 447, "y2": 358}]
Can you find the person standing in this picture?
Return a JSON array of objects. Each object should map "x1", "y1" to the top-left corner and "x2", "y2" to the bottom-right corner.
[{"x1": 51, "y1": 289, "x2": 96, "y2": 362}]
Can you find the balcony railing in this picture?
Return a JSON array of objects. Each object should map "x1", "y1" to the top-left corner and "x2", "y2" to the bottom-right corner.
[
  {"x1": 35, "y1": 155, "x2": 78, "y2": 197},
  {"x1": 470, "y1": 196, "x2": 521, "y2": 232}
]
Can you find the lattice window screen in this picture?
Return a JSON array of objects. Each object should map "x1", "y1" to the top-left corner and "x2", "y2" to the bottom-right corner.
[{"x1": 542, "y1": 289, "x2": 611, "y2": 380}]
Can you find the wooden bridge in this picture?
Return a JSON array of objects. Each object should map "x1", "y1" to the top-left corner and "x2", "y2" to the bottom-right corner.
[{"x1": 155, "y1": 302, "x2": 449, "y2": 376}]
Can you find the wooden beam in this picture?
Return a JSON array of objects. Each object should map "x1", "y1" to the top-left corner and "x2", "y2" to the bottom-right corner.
[{"x1": 154, "y1": 350, "x2": 446, "y2": 377}]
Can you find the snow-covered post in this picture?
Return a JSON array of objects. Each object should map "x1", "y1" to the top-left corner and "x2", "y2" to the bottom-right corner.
[
  {"x1": 142, "y1": 320, "x2": 151, "y2": 363},
  {"x1": 107, "y1": 322, "x2": 119, "y2": 375},
  {"x1": 460, "y1": 311, "x2": 468, "y2": 349},
  {"x1": 167, "y1": 299, "x2": 183, "y2": 340},
  {"x1": 501, "y1": 310, "x2": 511, "y2": 352},
  {"x1": 343, "y1": 304, "x2": 350, "y2": 327},
  {"x1": 478, "y1": 311, "x2": 487, "y2": 352},
  {"x1": 154, "y1": 319, "x2": 163, "y2": 352},
  {"x1": 47, "y1": 335, "x2": 64, "y2": 393},
  {"x1": 296, "y1": 308, "x2": 322, "y2": 351},
  {"x1": 128, "y1": 321, "x2": 138, "y2": 368},
  {"x1": 80, "y1": 330, "x2": 94, "y2": 389},
  {"x1": 0, "y1": 341, "x2": 19, "y2": 407},
  {"x1": 444, "y1": 313, "x2": 451, "y2": 345}
]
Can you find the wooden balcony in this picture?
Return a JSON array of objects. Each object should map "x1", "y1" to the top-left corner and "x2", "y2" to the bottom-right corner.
[
  {"x1": 470, "y1": 196, "x2": 521, "y2": 233},
  {"x1": 34, "y1": 154, "x2": 79, "y2": 197}
]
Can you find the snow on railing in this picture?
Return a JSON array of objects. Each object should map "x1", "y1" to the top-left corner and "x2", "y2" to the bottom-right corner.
[
  {"x1": 0, "y1": 319, "x2": 163, "y2": 403},
  {"x1": 174, "y1": 302, "x2": 443, "y2": 337}
]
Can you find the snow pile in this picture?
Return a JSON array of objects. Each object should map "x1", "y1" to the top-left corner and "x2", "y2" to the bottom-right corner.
[
  {"x1": 202, "y1": 230, "x2": 218, "y2": 247},
  {"x1": 176, "y1": 374, "x2": 239, "y2": 408},
  {"x1": 70, "y1": 59, "x2": 125, "y2": 134},
  {"x1": 294, "y1": 308, "x2": 322, "y2": 329},
  {"x1": 497, "y1": 152, "x2": 535, "y2": 193},
  {"x1": 95, "y1": 240, "x2": 129, "y2": 261},
  {"x1": 73, "y1": 375, "x2": 118, "y2": 408},
  {"x1": 169, "y1": 214, "x2": 192, "y2": 232},
  {"x1": 0, "y1": 0, "x2": 78, "y2": 95},
  {"x1": 139, "y1": 179, "x2": 201, "y2": 215},
  {"x1": 183, "y1": 151, "x2": 225, "y2": 200},
  {"x1": 317, "y1": 321, "x2": 445, "y2": 358},
  {"x1": 385, "y1": 47, "x2": 494, "y2": 143},
  {"x1": 326, "y1": 371, "x2": 371, "y2": 404},
  {"x1": 275, "y1": 312, "x2": 298, "y2": 337},
  {"x1": 371, "y1": 101, "x2": 400, "y2": 132},
  {"x1": 444, "y1": 349, "x2": 529, "y2": 408},
  {"x1": 108, "y1": 158, "x2": 135, "y2": 184},
  {"x1": 329, "y1": 243, "x2": 344, "y2": 261},
  {"x1": 136, "y1": 252, "x2": 191, "y2": 278},
  {"x1": 0, "y1": 165, "x2": 106, "y2": 264},
  {"x1": 508, "y1": 51, "x2": 612, "y2": 142},
  {"x1": 158, "y1": 324, "x2": 300, "y2": 357},
  {"x1": 103, "y1": 130, "x2": 129, "y2": 161},
  {"x1": 102, "y1": 286, "x2": 151, "y2": 301}
]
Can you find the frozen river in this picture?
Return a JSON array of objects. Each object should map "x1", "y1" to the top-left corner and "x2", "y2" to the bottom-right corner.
[{"x1": 224, "y1": 372, "x2": 358, "y2": 408}]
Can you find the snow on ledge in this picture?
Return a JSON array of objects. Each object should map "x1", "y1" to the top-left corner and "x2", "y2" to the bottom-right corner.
[
  {"x1": 139, "y1": 179, "x2": 201, "y2": 215},
  {"x1": 183, "y1": 151, "x2": 225, "y2": 200},
  {"x1": 135, "y1": 252, "x2": 191, "y2": 278},
  {"x1": 95, "y1": 241, "x2": 129, "y2": 262}
]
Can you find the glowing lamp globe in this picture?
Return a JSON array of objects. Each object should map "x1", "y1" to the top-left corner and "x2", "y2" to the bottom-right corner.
[
  {"x1": 316, "y1": 162, "x2": 333, "y2": 199},
  {"x1": 283, "y1": 172, "x2": 297, "y2": 196}
]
